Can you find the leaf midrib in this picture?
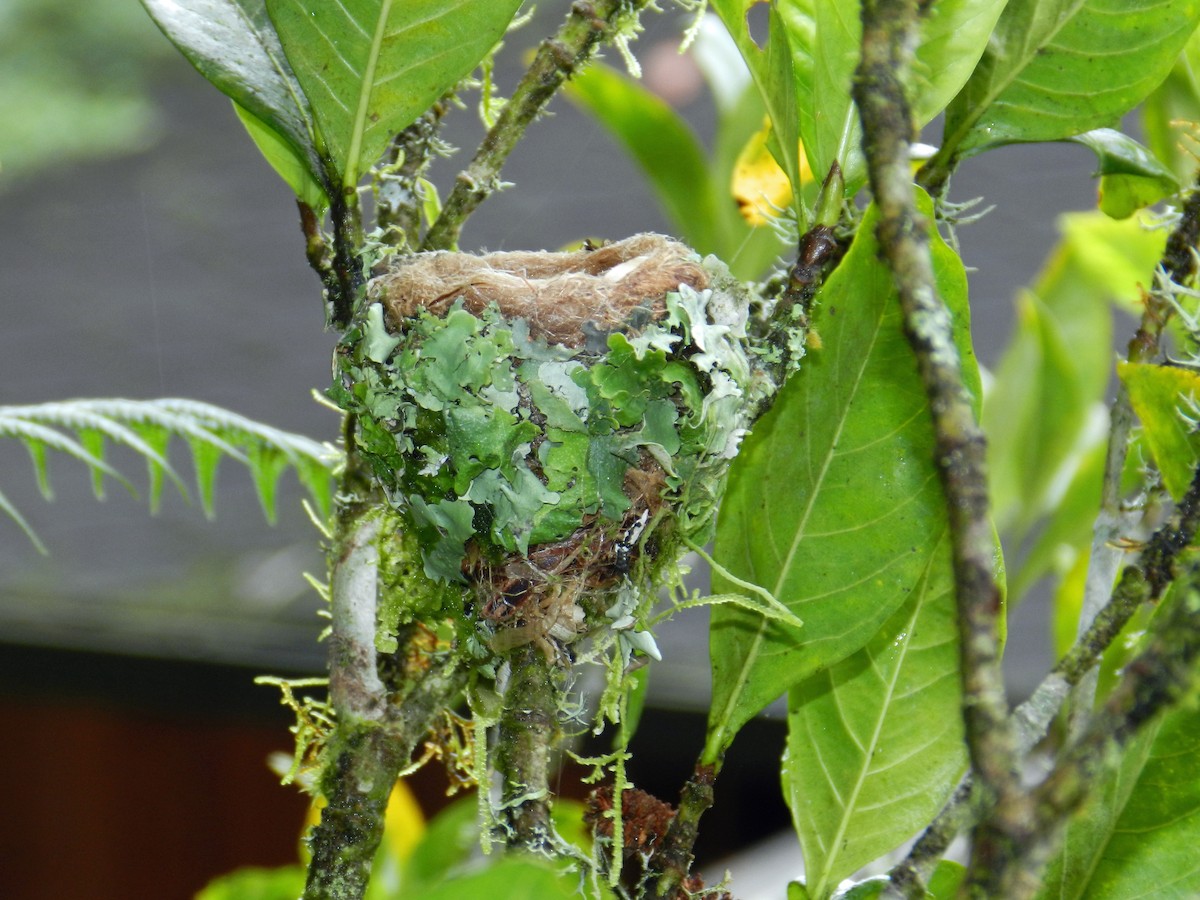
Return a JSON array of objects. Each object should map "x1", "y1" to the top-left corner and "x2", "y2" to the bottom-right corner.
[
  {"x1": 808, "y1": 547, "x2": 932, "y2": 899},
  {"x1": 344, "y1": 0, "x2": 394, "y2": 187}
]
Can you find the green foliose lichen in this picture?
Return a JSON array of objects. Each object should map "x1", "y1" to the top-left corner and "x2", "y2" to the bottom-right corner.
[{"x1": 330, "y1": 250, "x2": 780, "y2": 588}]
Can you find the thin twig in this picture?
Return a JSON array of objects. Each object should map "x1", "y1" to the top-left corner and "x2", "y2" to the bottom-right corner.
[
  {"x1": 993, "y1": 475, "x2": 1200, "y2": 895},
  {"x1": 853, "y1": 2, "x2": 1022, "y2": 887},
  {"x1": 886, "y1": 458, "x2": 1200, "y2": 895},
  {"x1": 376, "y1": 100, "x2": 451, "y2": 249},
  {"x1": 421, "y1": 0, "x2": 652, "y2": 251},
  {"x1": 1071, "y1": 174, "x2": 1200, "y2": 724}
]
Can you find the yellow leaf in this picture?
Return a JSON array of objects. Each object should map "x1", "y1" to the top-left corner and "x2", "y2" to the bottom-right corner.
[{"x1": 732, "y1": 117, "x2": 809, "y2": 224}]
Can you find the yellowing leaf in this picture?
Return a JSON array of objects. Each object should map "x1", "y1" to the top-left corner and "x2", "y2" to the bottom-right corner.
[
  {"x1": 732, "y1": 118, "x2": 808, "y2": 224},
  {"x1": 1119, "y1": 361, "x2": 1200, "y2": 500}
]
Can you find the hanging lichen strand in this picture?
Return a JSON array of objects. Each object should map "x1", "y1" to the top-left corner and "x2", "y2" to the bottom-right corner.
[{"x1": 331, "y1": 235, "x2": 801, "y2": 673}]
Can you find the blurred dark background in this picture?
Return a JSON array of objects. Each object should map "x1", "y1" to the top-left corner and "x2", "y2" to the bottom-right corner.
[{"x1": 0, "y1": 2, "x2": 1102, "y2": 897}]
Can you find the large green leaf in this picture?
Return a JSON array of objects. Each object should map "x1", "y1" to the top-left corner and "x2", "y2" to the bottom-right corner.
[
  {"x1": 1037, "y1": 684, "x2": 1200, "y2": 898},
  {"x1": 141, "y1": 0, "x2": 327, "y2": 198},
  {"x1": 265, "y1": 0, "x2": 523, "y2": 189},
  {"x1": 984, "y1": 212, "x2": 1164, "y2": 537},
  {"x1": 785, "y1": 532, "x2": 965, "y2": 900},
  {"x1": 984, "y1": 291, "x2": 1089, "y2": 535},
  {"x1": 706, "y1": 193, "x2": 980, "y2": 758},
  {"x1": 943, "y1": 0, "x2": 1200, "y2": 159},
  {"x1": 778, "y1": 0, "x2": 860, "y2": 192},
  {"x1": 775, "y1": 0, "x2": 1003, "y2": 195}
]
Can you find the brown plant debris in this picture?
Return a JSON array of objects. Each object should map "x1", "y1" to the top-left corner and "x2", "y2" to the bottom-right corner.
[
  {"x1": 369, "y1": 233, "x2": 710, "y2": 347},
  {"x1": 585, "y1": 786, "x2": 732, "y2": 900}
]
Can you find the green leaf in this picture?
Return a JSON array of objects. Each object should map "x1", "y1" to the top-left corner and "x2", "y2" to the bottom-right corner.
[
  {"x1": 909, "y1": 0, "x2": 1008, "y2": 126},
  {"x1": 1070, "y1": 129, "x2": 1180, "y2": 219},
  {"x1": 234, "y1": 101, "x2": 329, "y2": 210},
  {"x1": 710, "y1": 0, "x2": 803, "y2": 207},
  {"x1": 247, "y1": 444, "x2": 292, "y2": 524},
  {"x1": 776, "y1": 0, "x2": 1003, "y2": 194},
  {"x1": 786, "y1": 533, "x2": 964, "y2": 900},
  {"x1": 140, "y1": 0, "x2": 327, "y2": 199},
  {"x1": 927, "y1": 861, "x2": 968, "y2": 898},
  {"x1": 942, "y1": 0, "x2": 1200, "y2": 160},
  {"x1": 565, "y1": 63, "x2": 722, "y2": 256},
  {"x1": 196, "y1": 865, "x2": 307, "y2": 900},
  {"x1": 1142, "y1": 27, "x2": 1200, "y2": 182},
  {"x1": 1037, "y1": 683, "x2": 1200, "y2": 898},
  {"x1": 779, "y1": 0, "x2": 863, "y2": 191},
  {"x1": 1008, "y1": 439, "x2": 1105, "y2": 604},
  {"x1": 707, "y1": 191, "x2": 980, "y2": 757},
  {"x1": 0, "y1": 398, "x2": 335, "y2": 549},
  {"x1": 1119, "y1": 361, "x2": 1200, "y2": 501},
  {"x1": 983, "y1": 291, "x2": 1089, "y2": 534},
  {"x1": 0, "y1": 487, "x2": 48, "y2": 555},
  {"x1": 400, "y1": 795, "x2": 478, "y2": 892},
  {"x1": 984, "y1": 211, "x2": 1163, "y2": 536},
  {"x1": 415, "y1": 854, "x2": 582, "y2": 900},
  {"x1": 266, "y1": 0, "x2": 523, "y2": 189}
]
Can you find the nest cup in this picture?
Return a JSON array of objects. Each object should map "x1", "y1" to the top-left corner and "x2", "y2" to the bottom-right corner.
[{"x1": 334, "y1": 234, "x2": 765, "y2": 657}]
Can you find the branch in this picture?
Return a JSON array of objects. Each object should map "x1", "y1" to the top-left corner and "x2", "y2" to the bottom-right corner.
[
  {"x1": 493, "y1": 645, "x2": 562, "y2": 852},
  {"x1": 885, "y1": 459, "x2": 1200, "y2": 895},
  {"x1": 992, "y1": 522, "x2": 1200, "y2": 895},
  {"x1": 650, "y1": 762, "x2": 717, "y2": 897},
  {"x1": 853, "y1": 2, "x2": 1022, "y2": 881},
  {"x1": 303, "y1": 446, "x2": 466, "y2": 899},
  {"x1": 421, "y1": 0, "x2": 652, "y2": 251},
  {"x1": 1071, "y1": 173, "x2": 1200, "y2": 721},
  {"x1": 376, "y1": 100, "x2": 451, "y2": 249}
]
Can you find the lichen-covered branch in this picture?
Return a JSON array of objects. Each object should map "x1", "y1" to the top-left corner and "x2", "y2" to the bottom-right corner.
[
  {"x1": 304, "y1": 444, "x2": 466, "y2": 900},
  {"x1": 886, "y1": 459, "x2": 1200, "y2": 896},
  {"x1": 376, "y1": 100, "x2": 451, "y2": 249},
  {"x1": 493, "y1": 646, "x2": 562, "y2": 852},
  {"x1": 304, "y1": 641, "x2": 465, "y2": 900},
  {"x1": 991, "y1": 520, "x2": 1200, "y2": 896},
  {"x1": 422, "y1": 0, "x2": 652, "y2": 251},
  {"x1": 853, "y1": 2, "x2": 1021, "y2": 881}
]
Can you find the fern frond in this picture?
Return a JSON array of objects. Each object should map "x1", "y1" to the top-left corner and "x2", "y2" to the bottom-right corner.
[{"x1": 0, "y1": 398, "x2": 338, "y2": 551}]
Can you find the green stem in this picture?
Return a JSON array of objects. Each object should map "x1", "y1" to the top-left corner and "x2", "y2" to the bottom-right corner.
[{"x1": 421, "y1": 0, "x2": 652, "y2": 251}]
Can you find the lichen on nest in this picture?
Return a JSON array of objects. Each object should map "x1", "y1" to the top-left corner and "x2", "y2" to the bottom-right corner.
[{"x1": 332, "y1": 234, "x2": 782, "y2": 660}]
